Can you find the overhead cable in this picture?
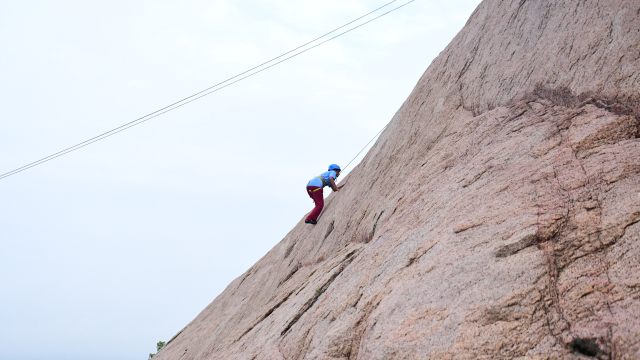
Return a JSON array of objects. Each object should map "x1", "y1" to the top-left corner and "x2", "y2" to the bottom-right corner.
[{"x1": 0, "y1": 0, "x2": 416, "y2": 180}]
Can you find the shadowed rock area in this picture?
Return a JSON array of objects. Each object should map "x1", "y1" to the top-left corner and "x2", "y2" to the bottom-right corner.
[{"x1": 154, "y1": 0, "x2": 640, "y2": 358}]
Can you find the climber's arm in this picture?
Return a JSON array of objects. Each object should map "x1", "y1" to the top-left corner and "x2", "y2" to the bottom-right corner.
[{"x1": 330, "y1": 177, "x2": 344, "y2": 192}]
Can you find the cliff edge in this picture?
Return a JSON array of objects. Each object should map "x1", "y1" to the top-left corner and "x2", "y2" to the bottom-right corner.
[{"x1": 154, "y1": 0, "x2": 640, "y2": 358}]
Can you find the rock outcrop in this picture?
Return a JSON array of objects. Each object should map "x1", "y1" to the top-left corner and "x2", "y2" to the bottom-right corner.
[{"x1": 154, "y1": 0, "x2": 640, "y2": 358}]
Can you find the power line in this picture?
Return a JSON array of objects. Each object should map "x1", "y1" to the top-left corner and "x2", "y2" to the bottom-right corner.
[{"x1": 0, "y1": 0, "x2": 416, "y2": 180}]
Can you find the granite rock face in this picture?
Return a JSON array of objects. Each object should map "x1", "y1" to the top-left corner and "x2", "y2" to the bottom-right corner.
[{"x1": 154, "y1": 0, "x2": 640, "y2": 358}]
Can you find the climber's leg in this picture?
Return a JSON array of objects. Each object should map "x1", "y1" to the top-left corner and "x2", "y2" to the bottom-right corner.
[{"x1": 306, "y1": 186, "x2": 324, "y2": 222}]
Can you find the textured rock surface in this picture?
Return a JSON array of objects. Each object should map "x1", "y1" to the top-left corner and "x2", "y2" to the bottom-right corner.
[{"x1": 154, "y1": 0, "x2": 640, "y2": 359}]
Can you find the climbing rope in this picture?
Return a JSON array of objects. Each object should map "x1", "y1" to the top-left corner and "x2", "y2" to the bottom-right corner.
[{"x1": 342, "y1": 124, "x2": 388, "y2": 172}]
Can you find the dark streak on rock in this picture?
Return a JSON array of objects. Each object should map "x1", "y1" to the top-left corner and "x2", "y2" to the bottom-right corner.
[
  {"x1": 280, "y1": 249, "x2": 359, "y2": 336},
  {"x1": 235, "y1": 288, "x2": 298, "y2": 343},
  {"x1": 324, "y1": 221, "x2": 335, "y2": 241},
  {"x1": 284, "y1": 241, "x2": 296, "y2": 259},
  {"x1": 495, "y1": 233, "x2": 540, "y2": 257},
  {"x1": 278, "y1": 263, "x2": 300, "y2": 288}
]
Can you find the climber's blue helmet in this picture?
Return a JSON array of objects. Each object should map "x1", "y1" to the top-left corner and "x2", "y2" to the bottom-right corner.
[{"x1": 328, "y1": 164, "x2": 341, "y2": 171}]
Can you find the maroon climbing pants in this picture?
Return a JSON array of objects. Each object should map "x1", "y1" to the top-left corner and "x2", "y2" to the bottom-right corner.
[{"x1": 306, "y1": 186, "x2": 324, "y2": 221}]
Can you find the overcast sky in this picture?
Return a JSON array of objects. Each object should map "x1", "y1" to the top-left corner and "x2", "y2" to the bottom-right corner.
[{"x1": 0, "y1": 1, "x2": 481, "y2": 359}]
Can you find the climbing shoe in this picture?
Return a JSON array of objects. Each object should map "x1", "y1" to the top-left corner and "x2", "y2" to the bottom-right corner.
[{"x1": 304, "y1": 220, "x2": 317, "y2": 225}]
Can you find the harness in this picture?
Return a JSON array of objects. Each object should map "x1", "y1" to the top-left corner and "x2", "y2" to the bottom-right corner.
[{"x1": 309, "y1": 176, "x2": 328, "y2": 193}]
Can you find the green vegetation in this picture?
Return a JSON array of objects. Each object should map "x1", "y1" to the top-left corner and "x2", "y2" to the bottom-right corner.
[{"x1": 148, "y1": 341, "x2": 166, "y2": 359}]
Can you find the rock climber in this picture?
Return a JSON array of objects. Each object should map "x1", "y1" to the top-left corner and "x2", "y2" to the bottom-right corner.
[{"x1": 305, "y1": 164, "x2": 344, "y2": 225}]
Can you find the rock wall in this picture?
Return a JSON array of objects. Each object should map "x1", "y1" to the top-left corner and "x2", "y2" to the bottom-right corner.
[{"x1": 153, "y1": 0, "x2": 640, "y2": 358}]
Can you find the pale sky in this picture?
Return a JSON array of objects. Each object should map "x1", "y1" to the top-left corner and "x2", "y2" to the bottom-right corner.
[{"x1": 0, "y1": 1, "x2": 481, "y2": 359}]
